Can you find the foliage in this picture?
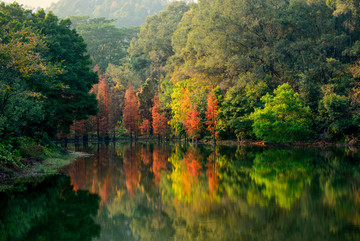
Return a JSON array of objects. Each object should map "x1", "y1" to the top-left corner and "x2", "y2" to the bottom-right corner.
[
  {"x1": 251, "y1": 83, "x2": 313, "y2": 143},
  {"x1": 123, "y1": 84, "x2": 140, "y2": 137},
  {"x1": 152, "y1": 95, "x2": 170, "y2": 137},
  {"x1": 70, "y1": 17, "x2": 139, "y2": 71},
  {"x1": 205, "y1": 92, "x2": 219, "y2": 139},
  {"x1": 184, "y1": 104, "x2": 202, "y2": 139}
]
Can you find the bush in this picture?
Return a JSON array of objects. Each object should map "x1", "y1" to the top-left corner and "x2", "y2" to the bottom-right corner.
[
  {"x1": 0, "y1": 142, "x2": 22, "y2": 167},
  {"x1": 250, "y1": 83, "x2": 313, "y2": 143}
]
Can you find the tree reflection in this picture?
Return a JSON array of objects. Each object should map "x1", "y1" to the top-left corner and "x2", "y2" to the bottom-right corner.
[
  {"x1": 57, "y1": 143, "x2": 360, "y2": 241},
  {"x1": 124, "y1": 144, "x2": 141, "y2": 198},
  {"x1": 0, "y1": 175, "x2": 100, "y2": 241}
]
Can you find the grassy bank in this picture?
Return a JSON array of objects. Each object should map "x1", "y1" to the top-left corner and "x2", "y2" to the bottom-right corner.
[{"x1": 0, "y1": 149, "x2": 88, "y2": 192}]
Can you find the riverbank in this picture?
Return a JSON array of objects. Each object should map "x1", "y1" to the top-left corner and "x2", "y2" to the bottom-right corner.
[{"x1": 0, "y1": 151, "x2": 89, "y2": 191}]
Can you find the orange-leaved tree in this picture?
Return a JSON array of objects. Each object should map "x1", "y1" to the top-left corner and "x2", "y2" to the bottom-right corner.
[
  {"x1": 205, "y1": 92, "x2": 219, "y2": 145},
  {"x1": 152, "y1": 95, "x2": 170, "y2": 140},
  {"x1": 140, "y1": 119, "x2": 151, "y2": 136},
  {"x1": 184, "y1": 104, "x2": 201, "y2": 141},
  {"x1": 123, "y1": 84, "x2": 139, "y2": 139}
]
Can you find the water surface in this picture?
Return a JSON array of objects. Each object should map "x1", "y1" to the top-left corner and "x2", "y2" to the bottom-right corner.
[{"x1": 1, "y1": 143, "x2": 360, "y2": 241}]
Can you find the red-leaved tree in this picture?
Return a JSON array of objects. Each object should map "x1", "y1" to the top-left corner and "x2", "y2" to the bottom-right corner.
[
  {"x1": 71, "y1": 120, "x2": 86, "y2": 139},
  {"x1": 205, "y1": 92, "x2": 219, "y2": 144},
  {"x1": 184, "y1": 104, "x2": 201, "y2": 141},
  {"x1": 152, "y1": 95, "x2": 169, "y2": 140},
  {"x1": 91, "y1": 66, "x2": 111, "y2": 139},
  {"x1": 140, "y1": 119, "x2": 151, "y2": 136},
  {"x1": 123, "y1": 84, "x2": 139, "y2": 139}
]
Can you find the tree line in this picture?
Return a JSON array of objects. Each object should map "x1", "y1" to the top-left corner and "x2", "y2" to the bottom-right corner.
[
  {"x1": 1, "y1": 0, "x2": 360, "y2": 168},
  {"x1": 72, "y1": 0, "x2": 360, "y2": 144}
]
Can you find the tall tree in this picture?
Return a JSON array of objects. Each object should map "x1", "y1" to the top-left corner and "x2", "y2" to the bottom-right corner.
[
  {"x1": 123, "y1": 84, "x2": 139, "y2": 139},
  {"x1": 152, "y1": 95, "x2": 169, "y2": 140},
  {"x1": 140, "y1": 119, "x2": 151, "y2": 136},
  {"x1": 251, "y1": 83, "x2": 313, "y2": 143},
  {"x1": 184, "y1": 104, "x2": 201, "y2": 142},
  {"x1": 91, "y1": 67, "x2": 111, "y2": 139},
  {"x1": 205, "y1": 92, "x2": 219, "y2": 145}
]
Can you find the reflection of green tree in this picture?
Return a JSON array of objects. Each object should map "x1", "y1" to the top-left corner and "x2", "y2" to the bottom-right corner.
[
  {"x1": 250, "y1": 149, "x2": 315, "y2": 209},
  {"x1": 0, "y1": 175, "x2": 100, "y2": 241},
  {"x1": 131, "y1": 207, "x2": 175, "y2": 241},
  {"x1": 53, "y1": 143, "x2": 360, "y2": 241}
]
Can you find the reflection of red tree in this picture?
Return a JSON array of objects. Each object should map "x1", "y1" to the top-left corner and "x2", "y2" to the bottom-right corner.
[
  {"x1": 140, "y1": 145, "x2": 152, "y2": 165},
  {"x1": 98, "y1": 175, "x2": 110, "y2": 205},
  {"x1": 63, "y1": 147, "x2": 112, "y2": 206},
  {"x1": 124, "y1": 146, "x2": 140, "y2": 198},
  {"x1": 65, "y1": 156, "x2": 87, "y2": 191},
  {"x1": 184, "y1": 148, "x2": 201, "y2": 184},
  {"x1": 206, "y1": 155, "x2": 219, "y2": 196},
  {"x1": 152, "y1": 146, "x2": 169, "y2": 185}
]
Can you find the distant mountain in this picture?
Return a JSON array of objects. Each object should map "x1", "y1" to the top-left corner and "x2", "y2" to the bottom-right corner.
[{"x1": 48, "y1": 0, "x2": 168, "y2": 27}]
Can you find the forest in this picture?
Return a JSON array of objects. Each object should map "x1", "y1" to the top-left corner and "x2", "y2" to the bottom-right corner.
[{"x1": 1, "y1": 0, "x2": 360, "y2": 166}]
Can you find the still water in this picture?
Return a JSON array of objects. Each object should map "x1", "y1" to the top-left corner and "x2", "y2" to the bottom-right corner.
[{"x1": 1, "y1": 143, "x2": 360, "y2": 241}]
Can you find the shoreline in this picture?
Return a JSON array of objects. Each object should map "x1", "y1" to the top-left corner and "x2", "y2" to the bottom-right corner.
[
  {"x1": 0, "y1": 151, "x2": 89, "y2": 192},
  {"x1": 57, "y1": 137, "x2": 359, "y2": 149}
]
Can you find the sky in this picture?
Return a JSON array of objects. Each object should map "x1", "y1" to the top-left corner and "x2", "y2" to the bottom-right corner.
[{"x1": 1, "y1": 0, "x2": 60, "y2": 9}]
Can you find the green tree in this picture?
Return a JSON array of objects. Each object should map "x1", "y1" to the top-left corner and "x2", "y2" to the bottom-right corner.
[
  {"x1": 70, "y1": 17, "x2": 139, "y2": 71},
  {"x1": 251, "y1": 83, "x2": 313, "y2": 143}
]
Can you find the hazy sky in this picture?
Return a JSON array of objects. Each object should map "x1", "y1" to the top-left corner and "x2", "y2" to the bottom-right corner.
[{"x1": 1, "y1": 0, "x2": 60, "y2": 9}]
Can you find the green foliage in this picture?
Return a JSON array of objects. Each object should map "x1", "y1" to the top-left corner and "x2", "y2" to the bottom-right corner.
[
  {"x1": 317, "y1": 91, "x2": 356, "y2": 139},
  {"x1": 251, "y1": 83, "x2": 313, "y2": 143},
  {"x1": 0, "y1": 3, "x2": 98, "y2": 137},
  {"x1": 0, "y1": 142, "x2": 21, "y2": 167},
  {"x1": 128, "y1": 2, "x2": 191, "y2": 80},
  {"x1": 219, "y1": 75, "x2": 269, "y2": 139},
  {"x1": 70, "y1": 17, "x2": 139, "y2": 71}
]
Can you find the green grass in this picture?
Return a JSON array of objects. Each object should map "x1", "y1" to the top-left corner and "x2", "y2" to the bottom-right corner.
[{"x1": 33, "y1": 151, "x2": 88, "y2": 174}]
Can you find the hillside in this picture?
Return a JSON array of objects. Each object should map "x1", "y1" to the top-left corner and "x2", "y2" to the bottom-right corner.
[{"x1": 48, "y1": 0, "x2": 168, "y2": 27}]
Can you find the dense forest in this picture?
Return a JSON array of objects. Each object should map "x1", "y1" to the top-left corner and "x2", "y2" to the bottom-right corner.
[
  {"x1": 1, "y1": 0, "x2": 360, "y2": 166},
  {"x1": 0, "y1": 3, "x2": 98, "y2": 166},
  {"x1": 73, "y1": 0, "x2": 360, "y2": 144}
]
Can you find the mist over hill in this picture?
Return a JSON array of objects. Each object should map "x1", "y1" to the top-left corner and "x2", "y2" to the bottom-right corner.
[{"x1": 48, "y1": 0, "x2": 168, "y2": 27}]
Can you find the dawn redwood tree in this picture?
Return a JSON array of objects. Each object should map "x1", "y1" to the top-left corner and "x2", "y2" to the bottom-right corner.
[
  {"x1": 152, "y1": 95, "x2": 170, "y2": 141},
  {"x1": 91, "y1": 68, "x2": 111, "y2": 139},
  {"x1": 184, "y1": 104, "x2": 201, "y2": 142},
  {"x1": 205, "y1": 92, "x2": 219, "y2": 145},
  {"x1": 140, "y1": 119, "x2": 151, "y2": 136},
  {"x1": 71, "y1": 120, "x2": 86, "y2": 140},
  {"x1": 123, "y1": 84, "x2": 139, "y2": 139}
]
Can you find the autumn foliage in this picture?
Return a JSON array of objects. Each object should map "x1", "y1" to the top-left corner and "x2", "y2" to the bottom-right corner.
[
  {"x1": 184, "y1": 104, "x2": 201, "y2": 139},
  {"x1": 205, "y1": 92, "x2": 219, "y2": 137},
  {"x1": 71, "y1": 120, "x2": 86, "y2": 138},
  {"x1": 91, "y1": 66, "x2": 111, "y2": 137},
  {"x1": 123, "y1": 84, "x2": 139, "y2": 137},
  {"x1": 152, "y1": 95, "x2": 170, "y2": 137},
  {"x1": 140, "y1": 119, "x2": 151, "y2": 136}
]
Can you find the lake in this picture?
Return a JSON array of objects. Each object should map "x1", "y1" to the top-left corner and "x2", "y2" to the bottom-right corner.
[{"x1": 1, "y1": 142, "x2": 360, "y2": 241}]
